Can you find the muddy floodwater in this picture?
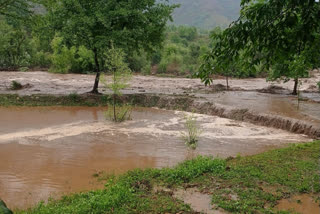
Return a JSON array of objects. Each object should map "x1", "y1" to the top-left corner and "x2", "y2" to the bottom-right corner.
[
  {"x1": 276, "y1": 194, "x2": 320, "y2": 214},
  {"x1": 0, "y1": 106, "x2": 311, "y2": 209},
  {"x1": 200, "y1": 91, "x2": 320, "y2": 126}
]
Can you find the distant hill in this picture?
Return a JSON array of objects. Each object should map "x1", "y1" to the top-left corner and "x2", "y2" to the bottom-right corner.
[
  {"x1": 32, "y1": 0, "x2": 240, "y2": 29},
  {"x1": 169, "y1": 0, "x2": 241, "y2": 29}
]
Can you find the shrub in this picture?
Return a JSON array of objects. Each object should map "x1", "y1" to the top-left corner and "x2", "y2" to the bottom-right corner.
[
  {"x1": 49, "y1": 36, "x2": 94, "y2": 73},
  {"x1": 181, "y1": 114, "x2": 202, "y2": 149},
  {"x1": 10, "y1": 81, "x2": 23, "y2": 90},
  {"x1": 105, "y1": 105, "x2": 132, "y2": 122},
  {"x1": 0, "y1": 20, "x2": 33, "y2": 69},
  {"x1": 102, "y1": 47, "x2": 132, "y2": 122},
  {"x1": 127, "y1": 51, "x2": 151, "y2": 73}
]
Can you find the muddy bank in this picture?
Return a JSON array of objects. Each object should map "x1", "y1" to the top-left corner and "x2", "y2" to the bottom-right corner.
[
  {"x1": 0, "y1": 106, "x2": 310, "y2": 209},
  {"x1": 123, "y1": 94, "x2": 320, "y2": 139}
]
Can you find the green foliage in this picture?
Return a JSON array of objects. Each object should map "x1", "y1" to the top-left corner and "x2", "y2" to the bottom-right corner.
[
  {"x1": 210, "y1": 142, "x2": 320, "y2": 213},
  {"x1": 104, "y1": 48, "x2": 132, "y2": 96},
  {"x1": 198, "y1": 0, "x2": 320, "y2": 93},
  {"x1": 45, "y1": 0, "x2": 177, "y2": 92},
  {"x1": 10, "y1": 81, "x2": 23, "y2": 90},
  {"x1": 152, "y1": 26, "x2": 210, "y2": 76},
  {"x1": 127, "y1": 52, "x2": 151, "y2": 74},
  {"x1": 105, "y1": 105, "x2": 132, "y2": 123},
  {"x1": 49, "y1": 36, "x2": 76, "y2": 73},
  {"x1": 159, "y1": 156, "x2": 226, "y2": 185},
  {"x1": 67, "y1": 93, "x2": 81, "y2": 103},
  {"x1": 180, "y1": 114, "x2": 202, "y2": 149},
  {"x1": 0, "y1": 19, "x2": 33, "y2": 69},
  {"x1": 0, "y1": 0, "x2": 34, "y2": 20},
  {"x1": 317, "y1": 82, "x2": 320, "y2": 92},
  {"x1": 49, "y1": 36, "x2": 94, "y2": 73},
  {"x1": 103, "y1": 47, "x2": 132, "y2": 122},
  {"x1": 19, "y1": 67, "x2": 29, "y2": 72}
]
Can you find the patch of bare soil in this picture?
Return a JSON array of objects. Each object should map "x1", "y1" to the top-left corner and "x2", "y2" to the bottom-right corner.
[
  {"x1": 276, "y1": 194, "x2": 320, "y2": 214},
  {"x1": 173, "y1": 188, "x2": 227, "y2": 214}
]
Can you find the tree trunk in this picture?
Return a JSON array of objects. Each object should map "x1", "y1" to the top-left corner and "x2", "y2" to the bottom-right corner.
[
  {"x1": 292, "y1": 78, "x2": 298, "y2": 95},
  {"x1": 91, "y1": 48, "x2": 100, "y2": 94},
  {"x1": 226, "y1": 75, "x2": 229, "y2": 90},
  {"x1": 113, "y1": 94, "x2": 116, "y2": 122},
  {"x1": 113, "y1": 68, "x2": 116, "y2": 122}
]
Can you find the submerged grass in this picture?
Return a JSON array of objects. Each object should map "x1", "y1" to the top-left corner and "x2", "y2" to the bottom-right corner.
[{"x1": 16, "y1": 141, "x2": 320, "y2": 214}]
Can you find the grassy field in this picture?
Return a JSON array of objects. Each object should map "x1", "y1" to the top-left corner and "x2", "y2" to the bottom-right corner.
[{"x1": 16, "y1": 141, "x2": 320, "y2": 214}]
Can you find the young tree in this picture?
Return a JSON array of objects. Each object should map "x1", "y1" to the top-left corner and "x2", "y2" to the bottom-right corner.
[
  {"x1": 198, "y1": 27, "x2": 239, "y2": 89},
  {"x1": 103, "y1": 46, "x2": 132, "y2": 122},
  {"x1": 197, "y1": 0, "x2": 320, "y2": 95},
  {"x1": 46, "y1": 0, "x2": 177, "y2": 93}
]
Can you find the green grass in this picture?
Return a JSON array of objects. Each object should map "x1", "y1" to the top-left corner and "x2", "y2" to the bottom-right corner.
[
  {"x1": 16, "y1": 141, "x2": 320, "y2": 214},
  {"x1": 0, "y1": 94, "x2": 111, "y2": 107}
]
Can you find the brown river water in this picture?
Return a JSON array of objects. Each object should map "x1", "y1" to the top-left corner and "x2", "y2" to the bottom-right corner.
[{"x1": 0, "y1": 106, "x2": 311, "y2": 210}]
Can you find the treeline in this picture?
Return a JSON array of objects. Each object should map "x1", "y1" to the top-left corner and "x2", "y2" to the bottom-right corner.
[
  {"x1": 0, "y1": 14, "x2": 211, "y2": 77},
  {"x1": 0, "y1": 0, "x2": 275, "y2": 80},
  {"x1": 0, "y1": 15, "x2": 264, "y2": 79}
]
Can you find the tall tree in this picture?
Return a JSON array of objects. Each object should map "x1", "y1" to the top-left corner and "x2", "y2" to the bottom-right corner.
[
  {"x1": 46, "y1": 0, "x2": 177, "y2": 93},
  {"x1": 197, "y1": 0, "x2": 320, "y2": 95}
]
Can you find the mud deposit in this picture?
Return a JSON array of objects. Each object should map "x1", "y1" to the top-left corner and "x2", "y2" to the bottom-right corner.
[
  {"x1": 174, "y1": 188, "x2": 225, "y2": 214},
  {"x1": 276, "y1": 194, "x2": 320, "y2": 214},
  {"x1": 0, "y1": 107, "x2": 311, "y2": 209}
]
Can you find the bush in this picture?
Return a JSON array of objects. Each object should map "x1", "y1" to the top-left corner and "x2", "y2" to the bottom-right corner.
[
  {"x1": 103, "y1": 47, "x2": 132, "y2": 123},
  {"x1": 10, "y1": 81, "x2": 23, "y2": 90},
  {"x1": 181, "y1": 114, "x2": 202, "y2": 149},
  {"x1": 0, "y1": 20, "x2": 33, "y2": 69},
  {"x1": 105, "y1": 105, "x2": 132, "y2": 122},
  {"x1": 31, "y1": 51, "x2": 51, "y2": 68},
  {"x1": 49, "y1": 36, "x2": 94, "y2": 73},
  {"x1": 127, "y1": 51, "x2": 151, "y2": 73}
]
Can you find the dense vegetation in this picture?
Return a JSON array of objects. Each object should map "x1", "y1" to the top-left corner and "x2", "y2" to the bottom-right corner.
[
  {"x1": 0, "y1": 14, "x2": 210, "y2": 75},
  {"x1": 16, "y1": 141, "x2": 320, "y2": 213}
]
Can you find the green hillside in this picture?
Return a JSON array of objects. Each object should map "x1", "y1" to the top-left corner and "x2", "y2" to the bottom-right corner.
[{"x1": 169, "y1": 0, "x2": 241, "y2": 29}]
